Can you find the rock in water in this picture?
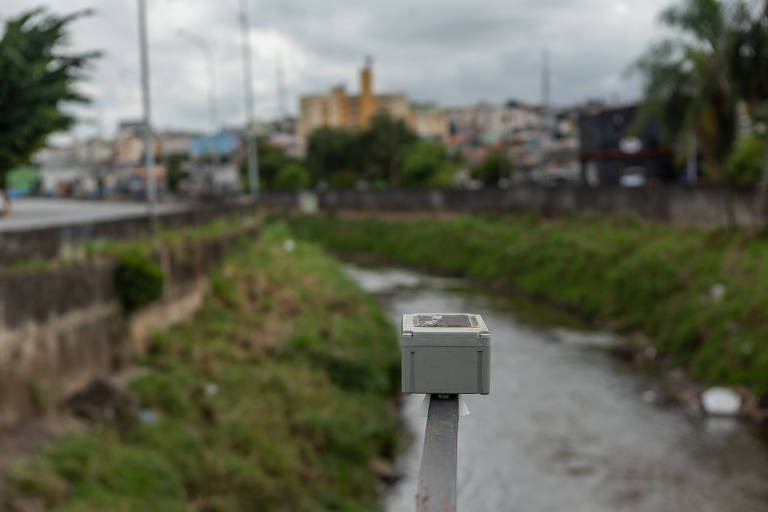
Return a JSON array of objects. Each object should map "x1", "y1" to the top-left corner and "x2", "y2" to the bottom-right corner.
[{"x1": 701, "y1": 387, "x2": 741, "y2": 416}]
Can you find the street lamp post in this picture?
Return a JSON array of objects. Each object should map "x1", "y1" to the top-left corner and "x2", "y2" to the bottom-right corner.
[
  {"x1": 238, "y1": 0, "x2": 260, "y2": 201},
  {"x1": 137, "y1": 0, "x2": 157, "y2": 232},
  {"x1": 177, "y1": 30, "x2": 220, "y2": 170}
]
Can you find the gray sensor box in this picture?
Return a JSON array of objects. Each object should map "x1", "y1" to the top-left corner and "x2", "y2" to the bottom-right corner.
[{"x1": 401, "y1": 313, "x2": 490, "y2": 395}]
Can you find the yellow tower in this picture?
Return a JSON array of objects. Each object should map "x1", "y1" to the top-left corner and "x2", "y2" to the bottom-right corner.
[{"x1": 359, "y1": 56, "x2": 375, "y2": 128}]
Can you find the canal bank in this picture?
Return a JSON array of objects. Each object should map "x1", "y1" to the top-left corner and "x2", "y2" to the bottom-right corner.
[
  {"x1": 1, "y1": 225, "x2": 401, "y2": 511},
  {"x1": 284, "y1": 214, "x2": 768, "y2": 414},
  {"x1": 342, "y1": 263, "x2": 768, "y2": 512}
]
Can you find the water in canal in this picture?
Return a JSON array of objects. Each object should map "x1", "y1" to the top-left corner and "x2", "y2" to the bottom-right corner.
[{"x1": 343, "y1": 264, "x2": 768, "y2": 512}]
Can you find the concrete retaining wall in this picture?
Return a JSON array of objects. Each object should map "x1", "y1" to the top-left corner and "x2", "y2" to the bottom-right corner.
[
  {"x1": 0, "y1": 225, "x2": 258, "y2": 428},
  {"x1": 260, "y1": 187, "x2": 761, "y2": 227},
  {"x1": 0, "y1": 199, "x2": 256, "y2": 265}
]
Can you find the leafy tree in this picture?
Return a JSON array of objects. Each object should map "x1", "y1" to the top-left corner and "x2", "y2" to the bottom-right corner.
[
  {"x1": 633, "y1": 0, "x2": 743, "y2": 184},
  {"x1": 238, "y1": 139, "x2": 297, "y2": 191},
  {"x1": 327, "y1": 170, "x2": 358, "y2": 189},
  {"x1": 0, "y1": 8, "x2": 100, "y2": 213},
  {"x1": 726, "y1": 134, "x2": 765, "y2": 186},
  {"x1": 305, "y1": 127, "x2": 362, "y2": 184},
  {"x1": 166, "y1": 155, "x2": 188, "y2": 192},
  {"x1": 273, "y1": 163, "x2": 311, "y2": 190},
  {"x1": 471, "y1": 151, "x2": 514, "y2": 187},
  {"x1": 399, "y1": 140, "x2": 455, "y2": 187},
  {"x1": 359, "y1": 111, "x2": 418, "y2": 185},
  {"x1": 730, "y1": 1, "x2": 768, "y2": 218},
  {"x1": 304, "y1": 111, "x2": 418, "y2": 187},
  {"x1": 257, "y1": 139, "x2": 296, "y2": 188}
]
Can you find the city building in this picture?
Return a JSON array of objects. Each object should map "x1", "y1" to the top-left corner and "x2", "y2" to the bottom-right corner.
[
  {"x1": 33, "y1": 145, "x2": 91, "y2": 196},
  {"x1": 410, "y1": 104, "x2": 449, "y2": 141},
  {"x1": 268, "y1": 132, "x2": 303, "y2": 158},
  {"x1": 445, "y1": 101, "x2": 541, "y2": 140},
  {"x1": 113, "y1": 120, "x2": 146, "y2": 165},
  {"x1": 298, "y1": 59, "x2": 411, "y2": 144},
  {"x1": 578, "y1": 104, "x2": 676, "y2": 186},
  {"x1": 189, "y1": 131, "x2": 240, "y2": 159},
  {"x1": 73, "y1": 137, "x2": 112, "y2": 166},
  {"x1": 158, "y1": 130, "x2": 198, "y2": 159}
]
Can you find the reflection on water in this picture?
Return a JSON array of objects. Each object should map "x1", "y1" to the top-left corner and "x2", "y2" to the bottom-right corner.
[{"x1": 344, "y1": 263, "x2": 768, "y2": 512}]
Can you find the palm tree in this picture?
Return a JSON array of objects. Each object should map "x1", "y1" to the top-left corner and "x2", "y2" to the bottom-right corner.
[
  {"x1": 634, "y1": 0, "x2": 742, "y2": 185},
  {"x1": 730, "y1": 1, "x2": 768, "y2": 223}
]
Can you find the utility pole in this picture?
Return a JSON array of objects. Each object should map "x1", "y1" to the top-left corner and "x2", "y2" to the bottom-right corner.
[
  {"x1": 177, "y1": 30, "x2": 220, "y2": 169},
  {"x1": 276, "y1": 55, "x2": 287, "y2": 129},
  {"x1": 238, "y1": 0, "x2": 259, "y2": 200},
  {"x1": 541, "y1": 48, "x2": 552, "y2": 171},
  {"x1": 137, "y1": 0, "x2": 157, "y2": 232},
  {"x1": 276, "y1": 56, "x2": 288, "y2": 132}
]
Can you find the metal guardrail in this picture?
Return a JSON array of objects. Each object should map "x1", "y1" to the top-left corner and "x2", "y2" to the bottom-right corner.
[{"x1": 417, "y1": 394, "x2": 459, "y2": 512}]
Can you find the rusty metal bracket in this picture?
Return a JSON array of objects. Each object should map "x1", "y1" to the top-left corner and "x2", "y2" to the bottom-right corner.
[{"x1": 416, "y1": 394, "x2": 459, "y2": 512}]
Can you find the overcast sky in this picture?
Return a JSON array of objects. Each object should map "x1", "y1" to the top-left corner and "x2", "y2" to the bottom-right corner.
[{"x1": 3, "y1": 0, "x2": 673, "y2": 138}]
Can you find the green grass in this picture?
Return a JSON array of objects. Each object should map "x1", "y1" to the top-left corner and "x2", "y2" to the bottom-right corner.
[
  {"x1": 85, "y1": 215, "x2": 257, "y2": 260},
  {"x1": 282, "y1": 213, "x2": 768, "y2": 398},
  {"x1": 2, "y1": 223, "x2": 400, "y2": 511},
  {"x1": 4, "y1": 215, "x2": 257, "y2": 270}
]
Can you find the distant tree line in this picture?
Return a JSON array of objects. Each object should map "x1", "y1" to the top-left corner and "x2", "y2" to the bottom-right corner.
[
  {"x1": 282, "y1": 111, "x2": 515, "y2": 190},
  {"x1": 239, "y1": 112, "x2": 470, "y2": 191},
  {"x1": 303, "y1": 112, "x2": 462, "y2": 189}
]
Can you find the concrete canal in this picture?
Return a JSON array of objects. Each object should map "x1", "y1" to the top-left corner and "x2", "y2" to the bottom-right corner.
[{"x1": 343, "y1": 264, "x2": 768, "y2": 512}]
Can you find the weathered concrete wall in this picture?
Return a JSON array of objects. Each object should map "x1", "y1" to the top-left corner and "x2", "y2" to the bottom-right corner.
[
  {"x1": 0, "y1": 225, "x2": 258, "y2": 428},
  {"x1": 0, "y1": 199, "x2": 256, "y2": 265},
  {"x1": 260, "y1": 187, "x2": 761, "y2": 227}
]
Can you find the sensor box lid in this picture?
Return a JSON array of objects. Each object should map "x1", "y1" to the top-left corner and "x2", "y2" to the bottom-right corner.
[{"x1": 401, "y1": 313, "x2": 490, "y2": 347}]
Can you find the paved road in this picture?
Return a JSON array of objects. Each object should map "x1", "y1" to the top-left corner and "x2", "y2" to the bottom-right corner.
[{"x1": 0, "y1": 199, "x2": 188, "y2": 232}]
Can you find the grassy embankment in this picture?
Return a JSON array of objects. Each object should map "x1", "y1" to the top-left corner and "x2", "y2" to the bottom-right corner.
[
  {"x1": 2, "y1": 224, "x2": 400, "y2": 511},
  {"x1": 284, "y1": 214, "x2": 768, "y2": 400}
]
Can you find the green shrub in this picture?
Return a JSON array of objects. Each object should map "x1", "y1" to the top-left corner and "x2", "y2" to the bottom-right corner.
[
  {"x1": 273, "y1": 163, "x2": 311, "y2": 190},
  {"x1": 471, "y1": 151, "x2": 515, "y2": 187},
  {"x1": 399, "y1": 140, "x2": 456, "y2": 187},
  {"x1": 725, "y1": 133, "x2": 764, "y2": 186},
  {"x1": 114, "y1": 250, "x2": 165, "y2": 312}
]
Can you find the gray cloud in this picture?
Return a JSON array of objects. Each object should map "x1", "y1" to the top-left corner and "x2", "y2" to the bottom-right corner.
[{"x1": 2, "y1": 0, "x2": 672, "y2": 138}]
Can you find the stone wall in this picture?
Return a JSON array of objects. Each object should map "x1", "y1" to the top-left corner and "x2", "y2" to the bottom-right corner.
[
  {"x1": 0, "y1": 225, "x2": 259, "y2": 428},
  {"x1": 259, "y1": 187, "x2": 761, "y2": 227}
]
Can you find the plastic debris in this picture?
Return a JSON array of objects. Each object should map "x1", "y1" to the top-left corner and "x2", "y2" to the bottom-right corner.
[
  {"x1": 701, "y1": 387, "x2": 741, "y2": 416},
  {"x1": 283, "y1": 239, "x2": 296, "y2": 253},
  {"x1": 204, "y1": 382, "x2": 219, "y2": 397},
  {"x1": 139, "y1": 409, "x2": 158, "y2": 424},
  {"x1": 710, "y1": 283, "x2": 726, "y2": 302}
]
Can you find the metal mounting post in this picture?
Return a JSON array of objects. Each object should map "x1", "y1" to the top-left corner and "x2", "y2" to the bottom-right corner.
[{"x1": 417, "y1": 394, "x2": 459, "y2": 512}]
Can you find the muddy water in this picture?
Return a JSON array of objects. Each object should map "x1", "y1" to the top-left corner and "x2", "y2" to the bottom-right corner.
[{"x1": 343, "y1": 264, "x2": 768, "y2": 512}]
